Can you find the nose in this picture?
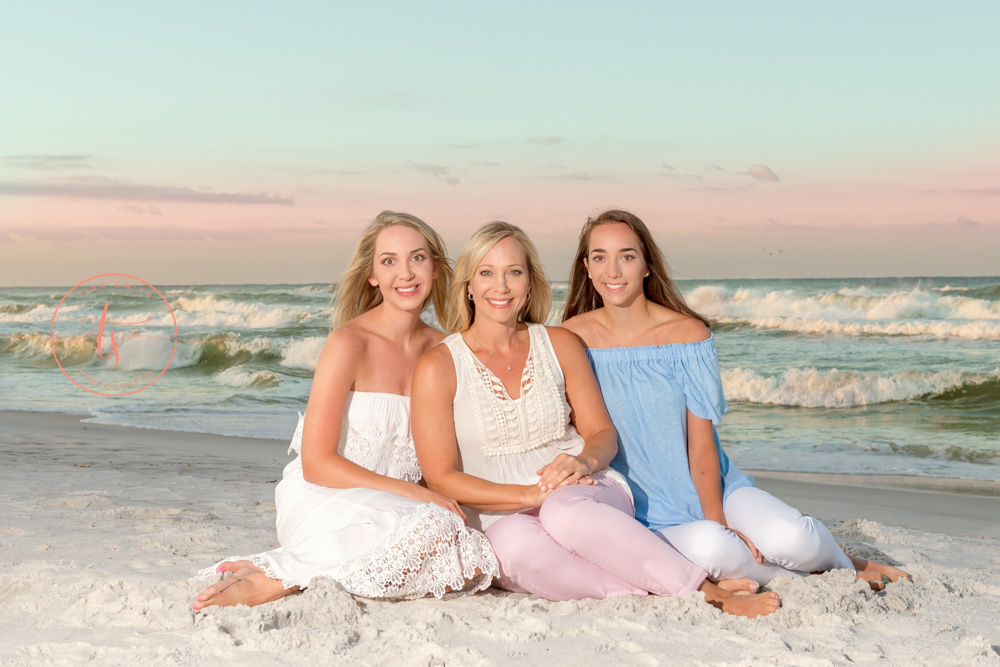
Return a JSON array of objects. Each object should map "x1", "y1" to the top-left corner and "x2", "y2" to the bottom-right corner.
[
  {"x1": 400, "y1": 260, "x2": 415, "y2": 280},
  {"x1": 496, "y1": 273, "x2": 510, "y2": 293},
  {"x1": 606, "y1": 260, "x2": 622, "y2": 279}
]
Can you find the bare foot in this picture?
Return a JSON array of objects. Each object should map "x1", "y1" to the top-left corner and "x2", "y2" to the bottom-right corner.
[
  {"x1": 193, "y1": 561, "x2": 299, "y2": 610},
  {"x1": 700, "y1": 581, "x2": 780, "y2": 618},
  {"x1": 715, "y1": 577, "x2": 759, "y2": 594},
  {"x1": 849, "y1": 556, "x2": 912, "y2": 587}
]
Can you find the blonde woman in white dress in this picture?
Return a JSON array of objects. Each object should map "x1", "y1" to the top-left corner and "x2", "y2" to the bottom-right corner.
[{"x1": 193, "y1": 212, "x2": 497, "y2": 609}]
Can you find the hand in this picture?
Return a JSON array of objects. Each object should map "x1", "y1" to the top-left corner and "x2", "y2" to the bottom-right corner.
[
  {"x1": 535, "y1": 454, "x2": 593, "y2": 491},
  {"x1": 729, "y1": 528, "x2": 764, "y2": 564},
  {"x1": 521, "y1": 483, "x2": 555, "y2": 508},
  {"x1": 407, "y1": 485, "x2": 467, "y2": 523}
]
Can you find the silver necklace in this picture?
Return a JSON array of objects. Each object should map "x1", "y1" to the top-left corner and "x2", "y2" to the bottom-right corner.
[{"x1": 474, "y1": 330, "x2": 520, "y2": 371}]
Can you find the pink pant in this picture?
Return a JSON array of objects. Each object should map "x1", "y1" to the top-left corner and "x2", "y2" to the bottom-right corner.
[{"x1": 484, "y1": 475, "x2": 707, "y2": 601}]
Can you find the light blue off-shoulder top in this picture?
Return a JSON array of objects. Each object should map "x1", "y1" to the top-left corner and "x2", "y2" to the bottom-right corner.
[{"x1": 585, "y1": 334, "x2": 754, "y2": 531}]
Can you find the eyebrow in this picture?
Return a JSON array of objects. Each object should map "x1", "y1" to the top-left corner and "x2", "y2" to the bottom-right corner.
[
  {"x1": 379, "y1": 248, "x2": 427, "y2": 257},
  {"x1": 478, "y1": 263, "x2": 525, "y2": 269},
  {"x1": 589, "y1": 247, "x2": 638, "y2": 254}
]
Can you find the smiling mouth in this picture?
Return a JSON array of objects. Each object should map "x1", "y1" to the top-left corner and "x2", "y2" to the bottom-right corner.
[
  {"x1": 485, "y1": 297, "x2": 514, "y2": 307},
  {"x1": 395, "y1": 285, "x2": 420, "y2": 295},
  {"x1": 604, "y1": 283, "x2": 626, "y2": 292}
]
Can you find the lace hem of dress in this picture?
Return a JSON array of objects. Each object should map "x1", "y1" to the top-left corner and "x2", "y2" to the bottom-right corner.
[
  {"x1": 194, "y1": 505, "x2": 499, "y2": 599},
  {"x1": 337, "y1": 503, "x2": 499, "y2": 599}
]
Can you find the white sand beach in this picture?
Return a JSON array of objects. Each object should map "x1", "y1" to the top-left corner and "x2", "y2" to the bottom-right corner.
[{"x1": 1, "y1": 410, "x2": 998, "y2": 666}]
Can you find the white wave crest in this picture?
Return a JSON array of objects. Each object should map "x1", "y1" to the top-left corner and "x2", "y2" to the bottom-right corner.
[
  {"x1": 170, "y1": 295, "x2": 311, "y2": 329},
  {"x1": 722, "y1": 367, "x2": 1000, "y2": 408},
  {"x1": 280, "y1": 337, "x2": 326, "y2": 371},
  {"x1": 222, "y1": 335, "x2": 277, "y2": 357},
  {"x1": 213, "y1": 366, "x2": 283, "y2": 389},
  {"x1": 688, "y1": 285, "x2": 1000, "y2": 340},
  {"x1": 0, "y1": 303, "x2": 83, "y2": 324}
]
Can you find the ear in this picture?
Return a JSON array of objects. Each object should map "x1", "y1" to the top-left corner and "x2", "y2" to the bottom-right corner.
[
  {"x1": 431, "y1": 261, "x2": 440, "y2": 280},
  {"x1": 368, "y1": 275, "x2": 378, "y2": 287}
]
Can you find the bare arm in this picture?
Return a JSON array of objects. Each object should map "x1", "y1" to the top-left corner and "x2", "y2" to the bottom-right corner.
[
  {"x1": 540, "y1": 326, "x2": 618, "y2": 489},
  {"x1": 686, "y1": 411, "x2": 726, "y2": 524},
  {"x1": 412, "y1": 345, "x2": 551, "y2": 510}
]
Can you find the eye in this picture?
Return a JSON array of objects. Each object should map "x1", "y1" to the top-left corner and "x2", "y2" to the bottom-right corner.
[
  {"x1": 412, "y1": 254, "x2": 426, "y2": 262},
  {"x1": 590, "y1": 255, "x2": 605, "y2": 263},
  {"x1": 621, "y1": 254, "x2": 636, "y2": 262},
  {"x1": 509, "y1": 269, "x2": 523, "y2": 276},
  {"x1": 382, "y1": 258, "x2": 395, "y2": 266},
  {"x1": 479, "y1": 269, "x2": 492, "y2": 276}
]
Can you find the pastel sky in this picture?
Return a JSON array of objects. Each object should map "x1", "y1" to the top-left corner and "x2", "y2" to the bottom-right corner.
[{"x1": 2, "y1": 2, "x2": 998, "y2": 286}]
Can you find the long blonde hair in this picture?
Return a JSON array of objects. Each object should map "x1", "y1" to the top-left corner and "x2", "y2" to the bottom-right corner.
[
  {"x1": 561, "y1": 209, "x2": 709, "y2": 327},
  {"x1": 332, "y1": 211, "x2": 452, "y2": 328},
  {"x1": 445, "y1": 221, "x2": 552, "y2": 333}
]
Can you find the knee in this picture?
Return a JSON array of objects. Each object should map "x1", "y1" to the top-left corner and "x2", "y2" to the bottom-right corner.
[
  {"x1": 754, "y1": 514, "x2": 824, "y2": 563},
  {"x1": 486, "y1": 517, "x2": 542, "y2": 571},
  {"x1": 673, "y1": 522, "x2": 748, "y2": 577}
]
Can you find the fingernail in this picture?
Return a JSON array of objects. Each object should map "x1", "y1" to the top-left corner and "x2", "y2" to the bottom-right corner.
[
  {"x1": 191, "y1": 604, "x2": 197, "y2": 610},
  {"x1": 217, "y1": 567, "x2": 224, "y2": 573}
]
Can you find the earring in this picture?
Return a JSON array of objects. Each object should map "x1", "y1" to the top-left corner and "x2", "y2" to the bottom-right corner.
[
  {"x1": 588, "y1": 274, "x2": 592, "y2": 279},
  {"x1": 644, "y1": 272, "x2": 650, "y2": 277},
  {"x1": 467, "y1": 292, "x2": 473, "y2": 301}
]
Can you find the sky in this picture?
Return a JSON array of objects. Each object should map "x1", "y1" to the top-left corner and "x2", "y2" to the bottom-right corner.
[{"x1": 2, "y1": 1, "x2": 998, "y2": 286}]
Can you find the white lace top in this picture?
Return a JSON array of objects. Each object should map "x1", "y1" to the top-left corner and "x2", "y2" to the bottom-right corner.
[
  {"x1": 288, "y1": 391, "x2": 421, "y2": 483},
  {"x1": 444, "y1": 324, "x2": 629, "y2": 531}
]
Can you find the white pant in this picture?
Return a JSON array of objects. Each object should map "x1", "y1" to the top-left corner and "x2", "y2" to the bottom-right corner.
[{"x1": 655, "y1": 486, "x2": 853, "y2": 585}]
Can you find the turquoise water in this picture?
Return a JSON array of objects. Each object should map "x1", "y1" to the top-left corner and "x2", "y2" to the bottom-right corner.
[{"x1": 1, "y1": 277, "x2": 998, "y2": 480}]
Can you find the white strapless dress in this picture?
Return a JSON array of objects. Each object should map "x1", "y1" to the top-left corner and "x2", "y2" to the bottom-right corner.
[{"x1": 203, "y1": 392, "x2": 498, "y2": 599}]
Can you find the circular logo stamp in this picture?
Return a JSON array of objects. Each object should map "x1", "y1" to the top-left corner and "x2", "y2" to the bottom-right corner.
[{"x1": 50, "y1": 273, "x2": 177, "y2": 397}]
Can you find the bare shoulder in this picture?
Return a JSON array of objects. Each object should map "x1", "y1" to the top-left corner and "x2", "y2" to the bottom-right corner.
[
  {"x1": 560, "y1": 310, "x2": 603, "y2": 347},
  {"x1": 649, "y1": 307, "x2": 710, "y2": 345},
  {"x1": 545, "y1": 324, "x2": 586, "y2": 357},
  {"x1": 414, "y1": 341, "x2": 457, "y2": 384}
]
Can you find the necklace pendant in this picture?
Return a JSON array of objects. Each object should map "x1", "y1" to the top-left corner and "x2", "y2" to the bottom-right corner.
[{"x1": 506, "y1": 363, "x2": 512, "y2": 371}]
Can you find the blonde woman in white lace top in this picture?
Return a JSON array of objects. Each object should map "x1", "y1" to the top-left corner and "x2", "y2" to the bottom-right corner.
[
  {"x1": 193, "y1": 212, "x2": 497, "y2": 610},
  {"x1": 412, "y1": 222, "x2": 780, "y2": 618}
]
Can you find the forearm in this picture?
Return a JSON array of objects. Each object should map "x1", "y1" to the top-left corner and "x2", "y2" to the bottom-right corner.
[
  {"x1": 689, "y1": 443, "x2": 726, "y2": 524},
  {"x1": 426, "y1": 469, "x2": 536, "y2": 511},
  {"x1": 577, "y1": 427, "x2": 617, "y2": 473},
  {"x1": 302, "y1": 454, "x2": 420, "y2": 499}
]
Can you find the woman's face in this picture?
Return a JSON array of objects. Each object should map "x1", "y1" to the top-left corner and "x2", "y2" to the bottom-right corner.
[
  {"x1": 584, "y1": 222, "x2": 648, "y2": 307},
  {"x1": 369, "y1": 224, "x2": 437, "y2": 313},
  {"x1": 467, "y1": 235, "x2": 531, "y2": 327}
]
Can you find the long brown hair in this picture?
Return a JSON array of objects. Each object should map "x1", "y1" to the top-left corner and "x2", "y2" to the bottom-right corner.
[
  {"x1": 331, "y1": 211, "x2": 452, "y2": 328},
  {"x1": 445, "y1": 222, "x2": 552, "y2": 333},
  {"x1": 560, "y1": 209, "x2": 709, "y2": 327}
]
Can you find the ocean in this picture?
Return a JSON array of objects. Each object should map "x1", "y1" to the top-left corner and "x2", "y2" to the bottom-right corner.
[{"x1": 1, "y1": 276, "x2": 998, "y2": 481}]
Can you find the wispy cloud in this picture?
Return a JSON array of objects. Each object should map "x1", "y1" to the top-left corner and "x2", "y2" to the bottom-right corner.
[
  {"x1": 547, "y1": 171, "x2": 611, "y2": 182},
  {"x1": 0, "y1": 176, "x2": 294, "y2": 205},
  {"x1": 525, "y1": 137, "x2": 563, "y2": 146},
  {"x1": 119, "y1": 204, "x2": 163, "y2": 216},
  {"x1": 662, "y1": 164, "x2": 675, "y2": 171},
  {"x1": 407, "y1": 162, "x2": 460, "y2": 186},
  {"x1": 704, "y1": 164, "x2": 724, "y2": 172},
  {"x1": 741, "y1": 164, "x2": 780, "y2": 182},
  {"x1": 4, "y1": 155, "x2": 92, "y2": 171}
]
